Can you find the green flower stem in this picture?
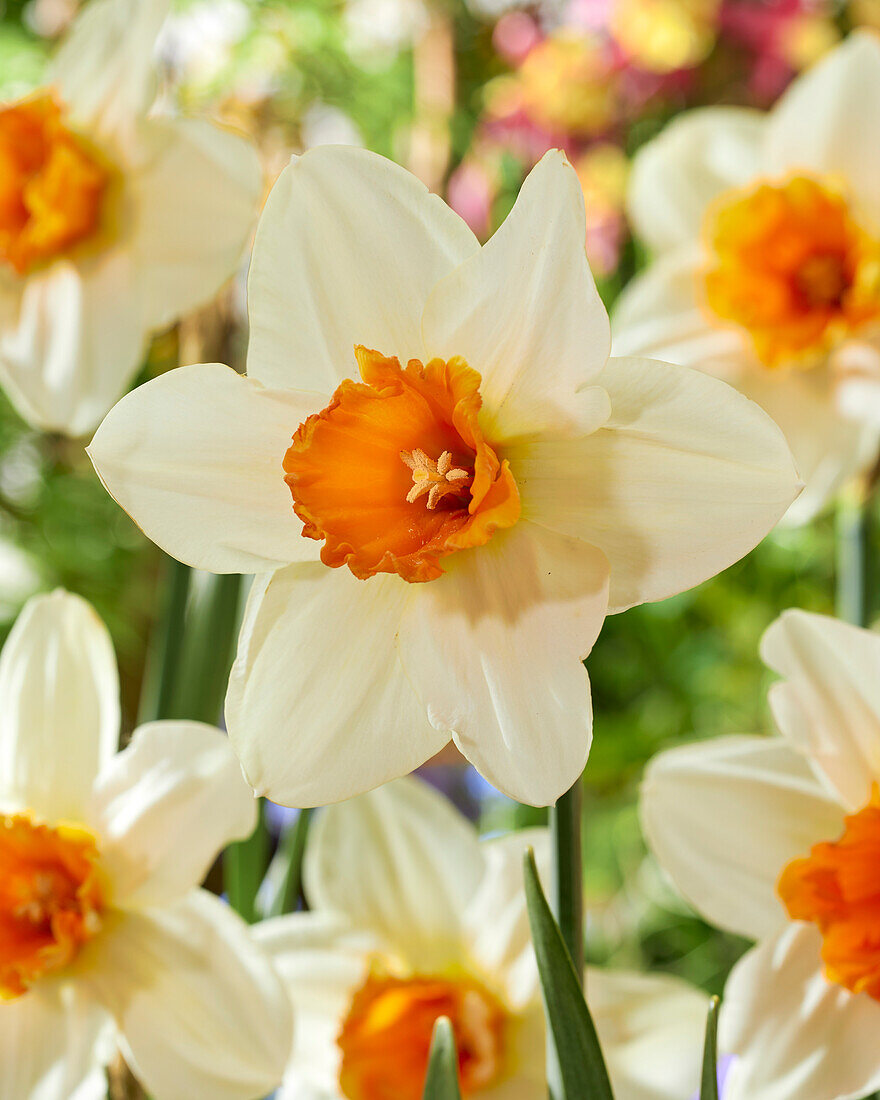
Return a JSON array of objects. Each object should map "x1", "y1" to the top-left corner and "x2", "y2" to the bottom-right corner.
[
  {"x1": 836, "y1": 487, "x2": 872, "y2": 628},
  {"x1": 137, "y1": 555, "x2": 191, "y2": 725},
  {"x1": 548, "y1": 777, "x2": 584, "y2": 985},
  {"x1": 171, "y1": 572, "x2": 243, "y2": 724},
  {"x1": 266, "y1": 808, "x2": 315, "y2": 918}
]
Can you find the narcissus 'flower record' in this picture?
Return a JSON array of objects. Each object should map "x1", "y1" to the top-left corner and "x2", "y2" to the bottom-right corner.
[
  {"x1": 89, "y1": 143, "x2": 800, "y2": 807},
  {"x1": 256, "y1": 775, "x2": 711, "y2": 1100},
  {"x1": 641, "y1": 609, "x2": 880, "y2": 1100},
  {"x1": 0, "y1": 0, "x2": 261, "y2": 435},
  {"x1": 613, "y1": 31, "x2": 880, "y2": 523},
  {"x1": 0, "y1": 590, "x2": 292, "y2": 1100}
]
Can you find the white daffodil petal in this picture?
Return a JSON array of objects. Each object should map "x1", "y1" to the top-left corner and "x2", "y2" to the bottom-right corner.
[
  {"x1": 89, "y1": 721, "x2": 256, "y2": 908},
  {"x1": 764, "y1": 32, "x2": 880, "y2": 224},
  {"x1": 465, "y1": 828, "x2": 550, "y2": 1008},
  {"x1": 246, "y1": 145, "x2": 478, "y2": 393},
  {"x1": 761, "y1": 609, "x2": 880, "y2": 809},
  {"x1": 130, "y1": 118, "x2": 261, "y2": 332},
  {"x1": 0, "y1": 256, "x2": 144, "y2": 437},
  {"x1": 611, "y1": 248, "x2": 745, "y2": 369},
  {"x1": 51, "y1": 0, "x2": 170, "y2": 144},
  {"x1": 255, "y1": 911, "x2": 380, "y2": 1097},
  {"x1": 399, "y1": 522, "x2": 609, "y2": 807},
  {"x1": 723, "y1": 924, "x2": 880, "y2": 1100},
  {"x1": 0, "y1": 984, "x2": 113, "y2": 1100},
  {"x1": 0, "y1": 591, "x2": 119, "y2": 821},
  {"x1": 589, "y1": 968, "x2": 709, "y2": 1100},
  {"x1": 82, "y1": 891, "x2": 292, "y2": 1100},
  {"x1": 305, "y1": 777, "x2": 484, "y2": 971},
  {"x1": 627, "y1": 107, "x2": 765, "y2": 253},
  {"x1": 641, "y1": 735, "x2": 845, "y2": 941},
  {"x1": 421, "y1": 150, "x2": 611, "y2": 440},
  {"x1": 510, "y1": 355, "x2": 800, "y2": 612},
  {"x1": 88, "y1": 363, "x2": 321, "y2": 573},
  {"x1": 226, "y1": 563, "x2": 448, "y2": 806}
]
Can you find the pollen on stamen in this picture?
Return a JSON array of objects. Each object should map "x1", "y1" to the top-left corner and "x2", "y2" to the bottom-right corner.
[{"x1": 400, "y1": 448, "x2": 473, "y2": 510}]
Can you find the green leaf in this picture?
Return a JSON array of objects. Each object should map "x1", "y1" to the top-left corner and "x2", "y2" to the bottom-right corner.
[
  {"x1": 700, "y1": 997, "x2": 721, "y2": 1100},
  {"x1": 523, "y1": 849, "x2": 614, "y2": 1100},
  {"x1": 224, "y1": 800, "x2": 270, "y2": 924},
  {"x1": 263, "y1": 807, "x2": 314, "y2": 918},
  {"x1": 422, "y1": 1017, "x2": 462, "y2": 1100}
]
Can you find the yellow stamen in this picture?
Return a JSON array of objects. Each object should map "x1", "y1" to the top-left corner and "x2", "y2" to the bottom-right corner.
[{"x1": 400, "y1": 448, "x2": 473, "y2": 510}]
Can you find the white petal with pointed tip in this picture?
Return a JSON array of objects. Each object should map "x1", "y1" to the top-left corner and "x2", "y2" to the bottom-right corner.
[
  {"x1": 88, "y1": 363, "x2": 322, "y2": 573},
  {"x1": 81, "y1": 891, "x2": 292, "y2": 1100},
  {"x1": 399, "y1": 522, "x2": 609, "y2": 806},
  {"x1": 304, "y1": 777, "x2": 484, "y2": 971},
  {"x1": 764, "y1": 31, "x2": 880, "y2": 225},
  {"x1": 422, "y1": 150, "x2": 611, "y2": 441},
  {"x1": 0, "y1": 590, "x2": 119, "y2": 822},
  {"x1": 641, "y1": 735, "x2": 845, "y2": 941},
  {"x1": 761, "y1": 609, "x2": 880, "y2": 810},
  {"x1": 509, "y1": 356, "x2": 801, "y2": 612},
  {"x1": 723, "y1": 924, "x2": 880, "y2": 1100},
  {"x1": 627, "y1": 107, "x2": 764, "y2": 253},
  {"x1": 246, "y1": 145, "x2": 478, "y2": 394},
  {"x1": 88, "y1": 721, "x2": 256, "y2": 908},
  {"x1": 226, "y1": 563, "x2": 448, "y2": 806}
]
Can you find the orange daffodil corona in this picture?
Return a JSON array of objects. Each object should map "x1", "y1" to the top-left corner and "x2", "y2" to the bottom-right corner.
[
  {"x1": 0, "y1": 590, "x2": 292, "y2": 1100},
  {"x1": 89, "y1": 145, "x2": 800, "y2": 808},
  {"x1": 0, "y1": 0, "x2": 261, "y2": 436},
  {"x1": 256, "y1": 776, "x2": 711, "y2": 1100},
  {"x1": 642, "y1": 610, "x2": 880, "y2": 1100},
  {"x1": 614, "y1": 31, "x2": 880, "y2": 524}
]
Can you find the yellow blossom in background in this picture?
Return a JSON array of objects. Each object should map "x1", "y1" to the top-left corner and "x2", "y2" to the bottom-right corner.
[
  {"x1": 611, "y1": 0, "x2": 720, "y2": 74},
  {"x1": 0, "y1": 0, "x2": 261, "y2": 436},
  {"x1": 517, "y1": 32, "x2": 617, "y2": 136},
  {"x1": 0, "y1": 590, "x2": 292, "y2": 1100},
  {"x1": 89, "y1": 145, "x2": 799, "y2": 809},
  {"x1": 257, "y1": 776, "x2": 710, "y2": 1100}
]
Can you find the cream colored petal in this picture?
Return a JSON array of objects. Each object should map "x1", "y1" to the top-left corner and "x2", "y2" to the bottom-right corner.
[
  {"x1": 129, "y1": 118, "x2": 261, "y2": 331},
  {"x1": 51, "y1": 0, "x2": 169, "y2": 144},
  {"x1": 763, "y1": 32, "x2": 880, "y2": 224},
  {"x1": 723, "y1": 924, "x2": 880, "y2": 1100},
  {"x1": 611, "y1": 248, "x2": 745, "y2": 369},
  {"x1": 88, "y1": 721, "x2": 256, "y2": 908},
  {"x1": 421, "y1": 150, "x2": 611, "y2": 441},
  {"x1": 304, "y1": 777, "x2": 484, "y2": 971},
  {"x1": 761, "y1": 609, "x2": 880, "y2": 810},
  {"x1": 640, "y1": 735, "x2": 845, "y2": 941},
  {"x1": 225, "y1": 563, "x2": 448, "y2": 806},
  {"x1": 81, "y1": 891, "x2": 292, "y2": 1100},
  {"x1": 510, "y1": 355, "x2": 800, "y2": 613},
  {"x1": 0, "y1": 256, "x2": 145, "y2": 437},
  {"x1": 246, "y1": 146, "x2": 478, "y2": 393},
  {"x1": 88, "y1": 363, "x2": 322, "y2": 573},
  {"x1": 627, "y1": 108, "x2": 765, "y2": 253},
  {"x1": 0, "y1": 591, "x2": 119, "y2": 822},
  {"x1": 0, "y1": 984, "x2": 113, "y2": 1100},
  {"x1": 589, "y1": 968, "x2": 709, "y2": 1100},
  {"x1": 399, "y1": 522, "x2": 609, "y2": 807}
]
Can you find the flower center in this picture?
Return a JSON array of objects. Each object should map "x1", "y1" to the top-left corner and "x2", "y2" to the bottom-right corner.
[
  {"x1": 283, "y1": 346, "x2": 520, "y2": 583},
  {"x1": 778, "y1": 785, "x2": 880, "y2": 1000},
  {"x1": 702, "y1": 175, "x2": 880, "y2": 367},
  {"x1": 0, "y1": 93, "x2": 111, "y2": 276},
  {"x1": 337, "y1": 971, "x2": 507, "y2": 1099},
  {"x1": 0, "y1": 814, "x2": 103, "y2": 999}
]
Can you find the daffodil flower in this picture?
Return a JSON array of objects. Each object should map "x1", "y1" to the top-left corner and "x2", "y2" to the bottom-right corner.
[
  {"x1": 256, "y1": 776, "x2": 710, "y2": 1100},
  {"x1": 0, "y1": 590, "x2": 292, "y2": 1100},
  {"x1": 0, "y1": 0, "x2": 261, "y2": 436},
  {"x1": 614, "y1": 32, "x2": 880, "y2": 523},
  {"x1": 88, "y1": 145, "x2": 800, "y2": 807},
  {"x1": 642, "y1": 609, "x2": 880, "y2": 1100}
]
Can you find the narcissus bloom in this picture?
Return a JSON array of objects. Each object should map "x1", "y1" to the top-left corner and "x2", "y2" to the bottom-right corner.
[
  {"x1": 256, "y1": 776, "x2": 710, "y2": 1100},
  {"x1": 614, "y1": 31, "x2": 880, "y2": 523},
  {"x1": 0, "y1": 590, "x2": 292, "y2": 1100},
  {"x1": 89, "y1": 144, "x2": 799, "y2": 807},
  {"x1": 642, "y1": 609, "x2": 880, "y2": 1100},
  {"x1": 0, "y1": 0, "x2": 260, "y2": 435}
]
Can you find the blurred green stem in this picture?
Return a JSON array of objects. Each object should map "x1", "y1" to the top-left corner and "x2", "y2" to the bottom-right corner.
[
  {"x1": 267, "y1": 808, "x2": 314, "y2": 918},
  {"x1": 137, "y1": 555, "x2": 191, "y2": 725},
  {"x1": 836, "y1": 487, "x2": 872, "y2": 627},
  {"x1": 549, "y1": 777, "x2": 584, "y2": 985},
  {"x1": 172, "y1": 572, "x2": 243, "y2": 723},
  {"x1": 226, "y1": 800, "x2": 270, "y2": 924}
]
